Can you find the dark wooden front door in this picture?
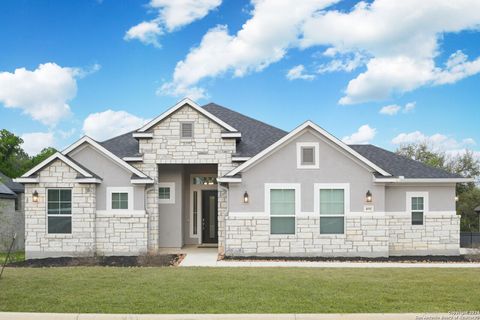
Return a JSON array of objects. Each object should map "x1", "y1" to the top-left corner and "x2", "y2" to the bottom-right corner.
[{"x1": 201, "y1": 190, "x2": 218, "y2": 243}]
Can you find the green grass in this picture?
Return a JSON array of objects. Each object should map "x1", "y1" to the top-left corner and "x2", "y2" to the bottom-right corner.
[
  {"x1": 0, "y1": 267, "x2": 479, "y2": 313},
  {"x1": 0, "y1": 251, "x2": 24, "y2": 265}
]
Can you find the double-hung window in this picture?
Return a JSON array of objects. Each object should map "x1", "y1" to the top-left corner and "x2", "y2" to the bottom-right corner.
[
  {"x1": 47, "y1": 189, "x2": 72, "y2": 234},
  {"x1": 111, "y1": 192, "x2": 128, "y2": 209},
  {"x1": 266, "y1": 184, "x2": 299, "y2": 235},
  {"x1": 407, "y1": 192, "x2": 428, "y2": 225},
  {"x1": 315, "y1": 184, "x2": 349, "y2": 235}
]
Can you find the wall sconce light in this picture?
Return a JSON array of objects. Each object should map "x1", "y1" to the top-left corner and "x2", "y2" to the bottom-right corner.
[
  {"x1": 455, "y1": 196, "x2": 459, "y2": 202},
  {"x1": 366, "y1": 190, "x2": 373, "y2": 203},
  {"x1": 243, "y1": 191, "x2": 249, "y2": 203},
  {"x1": 32, "y1": 191, "x2": 39, "y2": 203}
]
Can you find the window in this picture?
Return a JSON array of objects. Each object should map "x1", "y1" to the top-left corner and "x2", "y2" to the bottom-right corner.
[
  {"x1": 192, "y1": 176, "x2": 217, "y2": 185},
  {"x1": 315, "y1": 183, "x2": 349, "y2": 235},
  {"x1": 266, "y1": 184, "x2": 300, "y2": 235},
  {"x1": 112, "y1": 192, "x2": 128, "y2": 209},
  {"x1": 47, "y1": 189, "x2": 72, "y2": 234},
  {"x1": 14, "y1": 196, "x2": 19, "y2": 211},
  {"x1": 193, "y1": 191, "x2": 198, "y2": 235},
  {"x1": 180, "y1": 122, "x2": 193, "y2": 139},
  {"x1": 407, "y1": 192, "x2": 428, "y2": 226},
  {"x1": 296, "y1": 142, "x2": 319, "y2": 169},
  {"x1": 158, "y1": 182, "x2": 175, "y2": 204},
  {"x1": 107, "y1": 187, "x2": 133, "y2": 211}
]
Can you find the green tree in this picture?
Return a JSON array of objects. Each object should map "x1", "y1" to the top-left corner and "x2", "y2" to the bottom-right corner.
[
  {"x1": 0, "y1": 130, "x2": 29, "y2": 177},
  {"x1": 28, "y1": 147, "x2": 57, "y2": 169},
  {"x1": 396, "y1": 143, "x2": 480, "y2": 231}
]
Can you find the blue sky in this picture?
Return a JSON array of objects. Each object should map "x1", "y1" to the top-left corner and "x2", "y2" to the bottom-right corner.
[{"x1": 0, "y1": 0, "x2": 479, "y2": 157}]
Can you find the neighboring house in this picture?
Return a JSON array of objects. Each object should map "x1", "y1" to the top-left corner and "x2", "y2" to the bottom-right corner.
[
  {"x1": 14, "y1": 98, "x2": 472, "y2": 259},
  {"x1": 0, "y1": 171, "x2": 25, "y2": 251}
]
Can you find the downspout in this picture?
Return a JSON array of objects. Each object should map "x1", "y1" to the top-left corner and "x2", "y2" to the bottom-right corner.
[{"x1": 145, "y1": 185, "x2": 155, "y2": 253}]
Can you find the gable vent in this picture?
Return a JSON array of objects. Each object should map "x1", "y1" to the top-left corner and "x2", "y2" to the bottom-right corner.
[{"x1": 181, "y1": 122, "x2": 194, "y2": 138}]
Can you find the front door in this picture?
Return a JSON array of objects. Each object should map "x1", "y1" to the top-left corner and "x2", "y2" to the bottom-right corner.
[{"x1": 201, "y1": 190, "x2": 218, "y2": 243}]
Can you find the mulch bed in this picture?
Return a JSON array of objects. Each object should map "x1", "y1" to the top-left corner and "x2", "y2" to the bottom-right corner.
[
  {"x1": 7, "y1": 254, "x2": 184, "y2": 268},
  {"x1": 223, "y1": 255, "x2": 480, "y2": 263}
]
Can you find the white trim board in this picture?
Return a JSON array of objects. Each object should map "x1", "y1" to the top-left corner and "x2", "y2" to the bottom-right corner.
[
  {"x1": 106, "y1": 187, "x2": 134, "y2": 211},
  {"x1": 227, "y1": 121, "x2": 391, "y2": 177},
  {"x1": 296, "y1": 142, "x2": 320, "y2": 169},
  {"x1": 374, "y1": 177, "x2": 474, "y2": 183},
  {"x1": 62, "y1": 136, "x2": 149, "y2": 179},
  {"x1": 20, "y1": 152, "x2": 94, "y2": 179},
  {"x1": 158, "y1": 182, "x2": 176, "y2": 204},
  {"x1": 137, "y1": 98, "x2": 238, "y2": 133}
]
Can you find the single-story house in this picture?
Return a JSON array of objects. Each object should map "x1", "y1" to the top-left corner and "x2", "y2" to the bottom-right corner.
[
  {"x1": 14, "y1": 98, "x2": 472, "y2": 259},
  {"x1": 0, "y1": 171, "x2": 25, "y2": 251}
]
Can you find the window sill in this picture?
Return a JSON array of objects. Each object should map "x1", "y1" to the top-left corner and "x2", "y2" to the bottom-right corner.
[{"x1": 45, "y1": 234, "x2": 73, "y2": 239}]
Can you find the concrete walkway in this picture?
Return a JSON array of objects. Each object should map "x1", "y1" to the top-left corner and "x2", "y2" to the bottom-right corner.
[{"x1": 0, "y1": 313, "x2": 471, "y2": 320}]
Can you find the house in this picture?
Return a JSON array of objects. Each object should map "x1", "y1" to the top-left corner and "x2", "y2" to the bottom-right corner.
[
  {"x1": 0, "y1": 171, "x2": 25, "y2": 252},
  {"x1": 14, "y1": 98, "x2": 472, "y2": 259}
]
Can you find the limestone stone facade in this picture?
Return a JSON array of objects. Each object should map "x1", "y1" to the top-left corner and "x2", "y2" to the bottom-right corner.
[
  {"x1": 133, "y1": 105, "x2": 237, "y2": 254},
  {"x1": 225, "y1": 212, "x2": 459, "y2": 257}
]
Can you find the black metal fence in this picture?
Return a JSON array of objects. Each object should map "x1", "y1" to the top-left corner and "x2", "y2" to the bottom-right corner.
[{"x1": 460, "y1": 232, "x2": 480, "y2": 248}]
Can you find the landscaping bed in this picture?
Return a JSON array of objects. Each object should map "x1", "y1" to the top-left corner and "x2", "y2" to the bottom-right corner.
[
  {"x1": 223, "y1": 254, "x2": 480, "y2": 263},
  {"x1": 6, "y1": 254, "x2": 183, "y2": 267}
]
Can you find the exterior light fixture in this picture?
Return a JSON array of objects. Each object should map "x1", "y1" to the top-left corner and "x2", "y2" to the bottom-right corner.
[
  {"x1": 455, "y1": 196, "x2": 459, "y2": 202},
  {"x1": 32, "y1": 191, "x2": 39, "y2": 203},
  {"x1": 243, "y1": 191, "x2": 249, "y2": 203},
  {"x1": 366, "y1": 190, "x2": 373, "y2": 203}
]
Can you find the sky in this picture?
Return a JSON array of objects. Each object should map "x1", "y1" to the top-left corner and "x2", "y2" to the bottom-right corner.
[{"x1": 0, "y1": 0, "x2": 479, "y2": 158}]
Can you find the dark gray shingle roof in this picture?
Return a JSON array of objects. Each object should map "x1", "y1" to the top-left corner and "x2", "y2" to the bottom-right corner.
[
  {"x1": 350, "y1": 144, "x2": 462, "y2": 179},
  {"x1": 0, "y1": 171, "x2": 24, "y2": 193},
  {"x1": 98, "y1": 103, "x2": 462, "y2": 180},
  {"x1": 203, "y1": 103, "x2": 288, "y2": 157}
]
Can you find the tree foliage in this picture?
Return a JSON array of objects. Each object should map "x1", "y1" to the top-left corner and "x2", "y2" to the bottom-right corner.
[
  {"x1": 0, "y1": 129, "x2": 57, "y2": 178},
  {"x1": 396, "y1": 142, "x2": 480, "y2": 231}
]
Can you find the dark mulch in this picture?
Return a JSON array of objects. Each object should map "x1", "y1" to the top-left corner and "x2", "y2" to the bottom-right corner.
[
  {"x1": 223, "y1": 254, "x2": 480, "y2": 263},
  {"x1": 7, "y1": 254, "x2": 183, "y2": 268}
]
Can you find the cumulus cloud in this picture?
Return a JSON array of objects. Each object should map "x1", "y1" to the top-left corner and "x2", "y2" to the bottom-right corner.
[
  {"x1": 301, "y1": 0, "x2": 480, "y2": 104},
  {"x1": 21, "y1": 132, "x2": 55, "y2": 156},
  {"x1": 125, "y1": 0, "x2": 221, "y2": 47},
  {"x1": 160, "y1": 0, "x2": 339, "y2": 98},
  {"x1": 286, "y1": 65, "x2": 315, "y2": 81},
  {"x1": 317, "y1": 52, "x2": 366, "y2": 74},
  {"x1": 0, "y1": 63, "x2": 96, "y2": 126},
  {"x1": 342, "y1": 124, "x2": 376, "y2": 144},
  {"x1": 392, "y1": 131, "x2": 476, "y2": 151},
  {"x1": 82, "y1": 109, "x2": 149, "y2": 141},
  {"x1": 379, "y1": 101, "x2": 416, "y2": 115}
]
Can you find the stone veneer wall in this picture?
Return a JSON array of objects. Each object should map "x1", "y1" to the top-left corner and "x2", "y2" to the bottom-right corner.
[
  {"x1": 0, "y1": 195, "x2": 25, "y2": 251},
  {"x1": 24, "y1": 160, "x2": 97, "y2": 259},
  {"x1": 95, "y1": 214, "x2": 148, "y2": 255},
  {"x1": 387, "y1": 212, "x2": 460, "y2": 255},
  {"x1": 134, "y1": 105, "x2": 237, "y2": 254},
  {"x1": 225, "y1": 213, "x2": 460, "y2": 257}
]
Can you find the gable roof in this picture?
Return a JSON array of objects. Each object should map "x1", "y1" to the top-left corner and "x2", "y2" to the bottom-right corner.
[
  {"x1": 16, "y1": 152, "x2": 98, "y2": 181},
  {"x1": 227, "y1": 121, "x2": 391, "y2": 177},
  {"x1": 100, "y1": 131, "x2": 140, "y2": 159},
  {"x1": 137, "y1": 98, "x2": 238, "y2": 133},
  {"x1": 63, "y1": 136, "x2": 149, "y2": 179},
  {"x1": 203, "y1": 103, "x2": 288, "y2": 157},
  {"x1": 350, "y1": 144, "x2": 464, "y2": 179}
]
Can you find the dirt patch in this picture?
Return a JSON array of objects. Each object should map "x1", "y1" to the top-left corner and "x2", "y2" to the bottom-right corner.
[
  {"x1": 7, "y1": 254, "x2": 184, "y2": 268},
  {"x1": 223, "y1": 255, "x2": 480, "y2": 263}
]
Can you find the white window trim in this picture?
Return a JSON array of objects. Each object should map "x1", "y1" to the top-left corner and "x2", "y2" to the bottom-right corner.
[
  {"x1": 106, "y1": 187, "x2": 133, "y2": 211},
  {"x1": 296, "y1": 142, "x2": 320, "y2": 169},
  {"x1": 158, "y1": 182, "x2": 175, "y2": 204},
  {"x1": 406, "y1": 191, "x2": 429, "y2": 226},
  {"x1": 46, "y1": 188, "x2": 73, "y2": 235},
  {"x1": 265, "y1": 183, "x2": 301, "y2": 235},
  {"x1": 314, "y1": 183, "x2": 350, "y2": 235},
  {"x1": 180, "y1": 122, "x2": 194, "y2": 139}
]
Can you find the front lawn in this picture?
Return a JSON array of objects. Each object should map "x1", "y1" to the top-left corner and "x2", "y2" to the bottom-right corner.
[
  {"x1": 0, "y1": 251, "x2": 24, "y2": 265},
  {"x1": 0, "y1": 267, "x2": 479, "y2": 313}
]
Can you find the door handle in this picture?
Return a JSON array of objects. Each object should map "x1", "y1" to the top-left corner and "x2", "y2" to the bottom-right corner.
[{"x1": 202, "y1": 218, "x2": 206, "y2": 230}]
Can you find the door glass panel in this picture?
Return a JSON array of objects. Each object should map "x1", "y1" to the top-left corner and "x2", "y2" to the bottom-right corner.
[
  {"x1": 209, "y1": 196, "x2": 215, "y2": 237},
  {"x1": 193, "y1": 191, "x2": 198, "y2": 235}
]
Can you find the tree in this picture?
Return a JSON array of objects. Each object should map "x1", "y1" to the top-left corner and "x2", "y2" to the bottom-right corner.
[
  {"x1": 29, "y1": 147, "x2": 57, "y2": 169},
  {"x1": 396, "y1": 142, "x2": 480, "y2": 231}
]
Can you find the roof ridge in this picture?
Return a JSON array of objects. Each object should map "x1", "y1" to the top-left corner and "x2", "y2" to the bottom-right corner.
[{"x1": 203, "y1": 103, "x2": 288, "y2": 134}]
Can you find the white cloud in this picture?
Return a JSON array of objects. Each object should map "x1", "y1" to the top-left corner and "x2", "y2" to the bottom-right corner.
[
  {"x1": 82, "y1": 109, "x2": 148, "y2": 141},
  {"x1": 342, "y1": 124, "x2": 376, "y2": 144},
  {"x1": 317, "y1": 52, "x2": 366, "y2": 74},
  {"x1": 0, "y1": 63, "x2": 92, "y2": 126},
  {"x1": 379, "y1": 104, "x2": 401, "y2": 115},
  {"x1": 286, "y1": 65, "x2": 315, "y2": 81},
  {"x1": 379, "y1": 101, "x2": 416, "y2": 115},
  {"x1": 124, "y1": 21, "x2": 163, "y2": 47},
  {"x1": 391, "y1": 131, "x2": 477, "y2": 152},
  {"x1": 301, "y1": 0, "x2": 480, "y2": 104},
  {"x1": 126, "y1": 0, "x2": 221, "y2": 47},
  {"x1": 161, "y1": 0, "x2": 339, "y2": 98},
  {"x1": 21, "y1": 132, "x2": 55, "y2": 156}
]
